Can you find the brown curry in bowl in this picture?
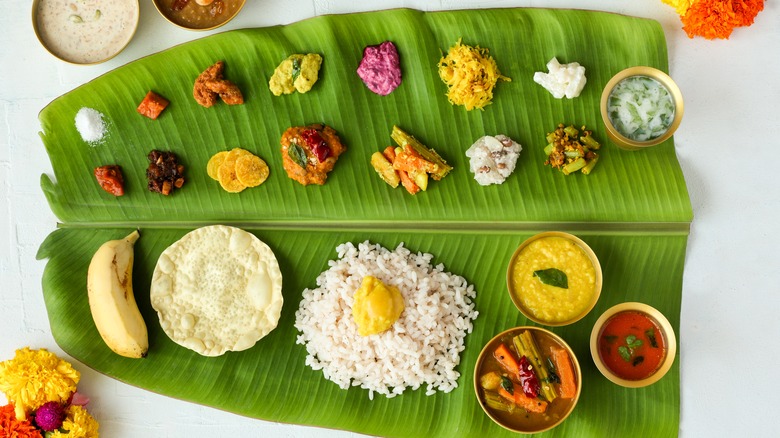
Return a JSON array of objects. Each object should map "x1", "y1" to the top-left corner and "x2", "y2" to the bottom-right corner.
[{"x1": 155, "y1": 0, "x2": 245, "y2": 30}]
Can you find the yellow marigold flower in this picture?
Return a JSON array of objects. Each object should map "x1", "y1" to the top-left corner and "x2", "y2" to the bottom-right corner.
[
  {"x1": 48, "y1": 405, "x2": 99, "y2": 438},
  {"x1": 661, "y1": 0, "x2": 694, "y2": 16},
  {"x1": 0, "y1": 348, "x2": 80, "y2": 420}
]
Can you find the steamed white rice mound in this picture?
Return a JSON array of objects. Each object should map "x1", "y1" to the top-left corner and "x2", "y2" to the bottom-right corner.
[{"x1": 295, "y1": 241, "x2": 478, "y2": 398}]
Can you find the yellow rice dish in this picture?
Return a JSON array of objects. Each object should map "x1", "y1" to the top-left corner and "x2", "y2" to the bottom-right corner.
[{"x1": 509, "y1": 236, "x2": 597, "y2": 324}]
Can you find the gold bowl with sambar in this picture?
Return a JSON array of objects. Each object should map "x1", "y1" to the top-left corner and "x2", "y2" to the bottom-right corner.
[{"x1": 474, "y1": 326, "x2": 581, "y2": 434}]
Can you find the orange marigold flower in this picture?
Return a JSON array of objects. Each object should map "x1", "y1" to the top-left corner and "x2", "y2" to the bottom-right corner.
[
  {"x1": 0, "y1": 403, "x2": 43, "y2": 438},
  {"x1": 681, "y1": 0, "x2": 765, "y2": 40},
  {"x1": 0, "y1": 348, "x2": 80, "y2": 420}
]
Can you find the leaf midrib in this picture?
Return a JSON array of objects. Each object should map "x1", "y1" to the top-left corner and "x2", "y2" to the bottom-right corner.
[{"x1": 55, "y1": 220, "x2": 691, "y2": 234}]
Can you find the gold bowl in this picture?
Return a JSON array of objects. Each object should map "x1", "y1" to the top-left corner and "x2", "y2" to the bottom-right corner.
[
  {"x1": 153, "y1": 0, "x2": 247, "y2": 31},
  {"x1": 600, "y1": 66, "x2": 684, "y2": 150},
  {"x1": 590, "y1": 302, "x2": 677, "y2": 388},
  {"x1": 474, "y1": 326, "x2": 581, "y2": 434},
  {"x1": 32, "y1": 0, "x2": 140, "y2": 65},
  {"x1": 506, "y1": 232, "x2": 602, "y2": 326}
]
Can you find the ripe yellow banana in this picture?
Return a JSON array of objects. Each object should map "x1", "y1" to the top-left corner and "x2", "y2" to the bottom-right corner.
[{"x1": 87, "y1": 230, "x2": 148, "y2": 358}]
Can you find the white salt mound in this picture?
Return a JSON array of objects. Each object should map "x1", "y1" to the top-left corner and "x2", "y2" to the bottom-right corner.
[
  {"x1": 294, "y1": 241, "x2": 478, "y2": 399},
  {"x1": 75, "y1": 107, "x2": 106, "y2": 143}
]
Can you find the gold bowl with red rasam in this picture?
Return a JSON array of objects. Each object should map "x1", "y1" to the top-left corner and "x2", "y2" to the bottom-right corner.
[{"x1": 590, "y1": 302, "x2": 676, "y2": 388}]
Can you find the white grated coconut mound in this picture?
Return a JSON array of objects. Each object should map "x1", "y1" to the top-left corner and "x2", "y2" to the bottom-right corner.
[
  {"x1": 465, "y1": 134, "x2": 522, "y2": 186},
  {"x1": 533, "y1": 57, "x2": 587, "y2": 99},
  {"x1": 294, "y1": 241, "x2": 478, "y2": 398}
]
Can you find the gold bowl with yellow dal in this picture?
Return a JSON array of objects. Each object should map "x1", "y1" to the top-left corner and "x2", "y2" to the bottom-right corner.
[{"x1": 507, "y1": 232, "x2": 601, "y2": 326}]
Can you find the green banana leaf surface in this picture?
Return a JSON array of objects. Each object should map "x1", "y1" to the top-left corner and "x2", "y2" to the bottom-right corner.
[{"x1": 37, "y1": 8, "x2": 691, "y2": 437}]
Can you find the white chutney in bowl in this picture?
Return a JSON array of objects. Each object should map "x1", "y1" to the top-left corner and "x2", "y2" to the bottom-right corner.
[{"x1": 33, "y1": 0, "x2": 139, "y2": 65}]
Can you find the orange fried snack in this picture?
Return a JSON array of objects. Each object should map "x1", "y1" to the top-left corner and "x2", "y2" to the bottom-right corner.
[
  {"x1": 193, "y1": 61, "x2": 244, "y2": 107},
  {"x1": 137, "y1": 91, "x2": 169, "y2": 119}
]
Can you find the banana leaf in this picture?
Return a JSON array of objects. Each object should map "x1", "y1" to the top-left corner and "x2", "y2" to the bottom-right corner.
[
  {"x1": 39, "y1": 227, "x2": 683, "y2": 437},
  {"x1": 36, "y1": 8, "x2": 690, "y2": 437},
  {"x1": 38, "y1": 8, "x2": 691, "y2": 225}
]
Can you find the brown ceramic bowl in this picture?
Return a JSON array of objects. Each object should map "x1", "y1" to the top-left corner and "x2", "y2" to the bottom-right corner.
[
  {"x1": 474, "y1": 326, "x2": 581, "y2": 434},
  {"x1": 590, "y1": 302, "x2": 677, "y2": 388},
  {"x1": 32, "y1": 0, "x2": 140, "y2": 64},
  {"x1": 506, "y1": 232, "x2": 602, "y2": 326},
  {"x1": 153, "y1": 0, "x2": 247, "y2": 31},
  {"x1": 600, "y1": 66, "x2": 684, "y2": 151}
]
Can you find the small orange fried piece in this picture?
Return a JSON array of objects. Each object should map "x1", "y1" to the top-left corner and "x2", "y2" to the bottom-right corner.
[
  {"x1": 193, "y1": 61, "x2": 244, "y2": 107},
  {"x1": 204, "y1": 79, "x2": 244, "y2": 105},
  {"x1": 137, "y1": 91, "x2": 169, "y2": 119}
]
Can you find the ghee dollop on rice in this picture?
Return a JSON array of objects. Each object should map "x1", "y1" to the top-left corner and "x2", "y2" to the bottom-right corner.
[
  {"x1": 150, "y1": 225, "x2": 283, "y2": 357},
  {"x1": 294, "y1": 241, "x2": 479, "y2": 398}
]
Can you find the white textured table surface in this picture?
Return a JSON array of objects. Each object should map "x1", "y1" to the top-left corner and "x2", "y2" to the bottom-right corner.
[{"x1": 2, "y1": 1, "x2": 778, "y2": 436}]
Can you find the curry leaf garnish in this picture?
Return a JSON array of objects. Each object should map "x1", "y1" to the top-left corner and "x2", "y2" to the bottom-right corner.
[
  {"x1": 291, "y1": 57, "x2": 302, "y2": 83},
  {"x1": 533, "y1": 268, "x2": 568, "y2": 289},
  {"x1": 546, "y1": 357, "x2": 561, "y2": 384},
  {"x1": 632, "y1": 356, "x2": 645, "y2": 367},
  {"x1": 645, "y1": 328, "x2": 659, "y2": 348},
  {"x1": 618, "y1": 346, "x2": 631, "y2": 362},
  {"x1": 288, "y1": 142, "x2": 308, "y2": 169},
  {"x1": 500, "y1": 376, "x2": 514, "y2": 394}
]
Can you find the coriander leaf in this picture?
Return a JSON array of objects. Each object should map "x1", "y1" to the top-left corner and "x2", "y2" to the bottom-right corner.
[
  {"x1": 618, "y1": 346, "x2": 631, "y2": 362},
  {"x1": 625, "y1": 335, "x2": 643, "y2": 349},
  {"x1": 288, "y1": 142, "x2": 308, "y2": 168},
  {"x1": 533, "y1": 268, "x2": 568, "y2": 289},
  {"x1": 500, "y1": 376, "x2": 514, "y2": 395}
]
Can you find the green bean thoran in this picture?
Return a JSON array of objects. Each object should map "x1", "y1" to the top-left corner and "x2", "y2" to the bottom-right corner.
[{"x1": 543, "y1": 124, "x2": 600, "y2": 175}]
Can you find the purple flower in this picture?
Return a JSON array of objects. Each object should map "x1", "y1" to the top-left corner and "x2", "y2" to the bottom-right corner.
[{"x1": 33, "y1": 401, "x2": 66, "y2": 431}]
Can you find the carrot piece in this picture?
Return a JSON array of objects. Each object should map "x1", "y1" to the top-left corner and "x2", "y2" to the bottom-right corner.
[
  {"x1": 137, "y1": 91, "x2": 169, "y2": 120},
  {"x1": 494, "y1": 343, "x2": 520, "y2": 378},
  {"x1": 398, "y1": 169, "x2": 420, "y2": 195},
  {"x1": 382, "y1": 145, "x2": 418, "y2": 194},
  {"x1": 382, "y1": 146, "x2": 396, "y2": 162},
  {"x1": 552, "y1": 348, "x2": 577, "y2": 399},
  {"x1": 498, "y1": 384, "x2": 548, "y2": 413},
  {"x1": 392, "y1": 146, "x2": 438, "y2": 173}
]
